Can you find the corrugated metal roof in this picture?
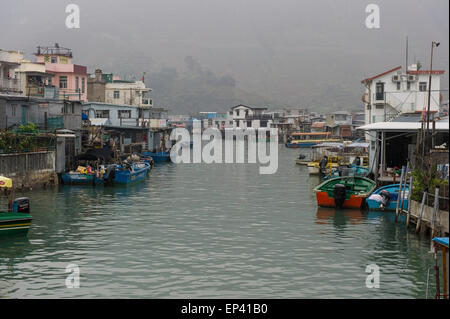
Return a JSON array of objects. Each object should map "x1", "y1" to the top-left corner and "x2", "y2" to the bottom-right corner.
[{"x1": 358, "y1": 119, "x2": 449, "y2": 131}]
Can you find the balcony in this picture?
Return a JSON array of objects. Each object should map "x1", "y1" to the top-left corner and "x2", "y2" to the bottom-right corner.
[
  {"x1": 0, "y1": 78, "x2": 21, "y2": 93},
  {"x1": 245, "y1": 114, "x2": 273, "y2": 121},
  {"x1": 26, "y1": 85, "x2": 59, "y2": 99}
]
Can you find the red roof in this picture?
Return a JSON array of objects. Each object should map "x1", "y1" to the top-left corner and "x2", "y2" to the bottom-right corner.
[
  {"x1": 361, "y1": 66, "x2": 402, "y2": 84},
  {"x1": 407, "y1": 70, "x2": 445, "y2": 75}
]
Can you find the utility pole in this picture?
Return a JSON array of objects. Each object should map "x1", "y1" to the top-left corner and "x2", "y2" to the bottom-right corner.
[{"x1": 426, "y1": 41, "x2": 440, "y2": 150}]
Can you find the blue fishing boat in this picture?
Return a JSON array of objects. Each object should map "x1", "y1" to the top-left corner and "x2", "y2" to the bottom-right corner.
[
  {"x1": 366, "y1": 183, "x2": 409, "y2": 211},
  {"x1": 61, "y1": 171, "x2": 97, "y2": 185},
  {"x1": 105, "y1": 162, "x2": 151, "y2": 185},
  {"x1": 142, "y1": 151, "x2": 171, "y2": 163}
]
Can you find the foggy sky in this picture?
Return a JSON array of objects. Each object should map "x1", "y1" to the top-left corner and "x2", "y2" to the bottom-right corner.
[{"x1": 1, "y1": 0, "x2": 448, "y2": 112}]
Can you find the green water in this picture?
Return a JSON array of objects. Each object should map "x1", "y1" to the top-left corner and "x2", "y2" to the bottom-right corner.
[{"x1": 0, "y1": 146, "x2": 438, "y2": 298}]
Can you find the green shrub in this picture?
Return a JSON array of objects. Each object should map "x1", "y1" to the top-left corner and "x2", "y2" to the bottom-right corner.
[{"x1": 411, "y1": 166, "x2": 449, "y2": 202}]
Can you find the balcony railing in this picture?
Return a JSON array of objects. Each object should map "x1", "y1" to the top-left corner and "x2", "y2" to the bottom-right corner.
[{"x1": 0, "y1": 78, "x2": 21, "y2": 92}]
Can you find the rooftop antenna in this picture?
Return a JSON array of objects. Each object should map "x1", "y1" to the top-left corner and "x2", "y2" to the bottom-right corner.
[{"x1": 406, "y1": 36, "x2": 408, "y2": 72}]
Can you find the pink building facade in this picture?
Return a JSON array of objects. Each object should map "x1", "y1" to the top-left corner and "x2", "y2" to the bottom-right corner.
[{"x1": 35, "y1": 45, "x2": 88, "y2": 101}]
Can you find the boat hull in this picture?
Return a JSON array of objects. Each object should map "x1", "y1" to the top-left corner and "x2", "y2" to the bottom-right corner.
[
  {"x1": 313, "y1": 176, "x2": 376, "y2": 209},
  {"x1": 366, "y1": 184, "x2": 409, "y2": 211},
  {"x1": 315, "y1": 191, "x2": 364, "y2": 209},
  {"x1": 61, "y1": 172, "x2": 96, "y2": 184},
  {"x1": 0, "y1": 213, "x2": 32, "y2": 235},
  {"x1": 113, "y1": 164, "x2": 150, "y2": 184},
  {"x1": 142, "y1": 152, "x2": 171, "y2": 163}
]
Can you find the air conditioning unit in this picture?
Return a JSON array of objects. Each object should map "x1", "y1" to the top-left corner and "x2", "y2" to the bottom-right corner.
[
  {"x1": 392, "y1": 75, "x2": 400, "y2": 82},
  {"x1": 407, "y1": 74, "x2": 417, "y2": 82}
]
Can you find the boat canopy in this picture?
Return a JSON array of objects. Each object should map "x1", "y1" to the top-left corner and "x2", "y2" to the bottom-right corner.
[
  {"x1": 346, "y1": 142, "x2": 370, "y2": 148},
  {"x1": 433, "y1": 237, "x2": 449, "y2": 248},
  {"x1": 0, "y1": 176, "x2": 13, "y2": 188},
  {"x1": 312, "y1": 142, "x2": 344, "y2": 149},
  {"x1": 291, "y1": 132, "x2": 331, "y2": 136}
]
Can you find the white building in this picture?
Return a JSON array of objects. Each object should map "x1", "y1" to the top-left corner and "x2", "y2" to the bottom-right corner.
[
  {"x1": 87, "y1": 69, "x2": 153, "y2": 108},
  {"x1": 361, "y1": 64, "x2": 444, "y2": 125},
  {"x1": 199, "y1": 112, "x2": 233, "y2": 129},
  {"x1": 0, "y1": 50, "x2": 23, "y2": 94},
  {"x1": 230, "y1": 104, "x2": 273, "y2": 129}
]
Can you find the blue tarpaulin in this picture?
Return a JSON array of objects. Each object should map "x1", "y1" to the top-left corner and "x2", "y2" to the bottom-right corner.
[
  {"x1": 432, "y1": 237, "x2": 449, "y2": 247},
  {"x1": 81, "y1": 113, "x2": 89, "y2": 120}
]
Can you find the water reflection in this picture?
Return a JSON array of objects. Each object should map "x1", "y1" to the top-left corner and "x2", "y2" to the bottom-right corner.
[{"x1": 316, "y1": 207, "x2": 364, "y2": 226}]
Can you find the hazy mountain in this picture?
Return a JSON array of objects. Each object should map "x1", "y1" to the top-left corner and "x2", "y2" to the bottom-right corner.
[{"x1": 1, "y1": 0, "x2": 448, "y2": 114}]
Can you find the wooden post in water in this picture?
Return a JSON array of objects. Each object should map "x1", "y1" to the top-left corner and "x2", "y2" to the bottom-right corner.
[
  {"x1": 406, "y1": 176, "x2": 413, "y2": 228},
  {"x1": 443, "y1": 246, "x2": 448, "y2": 299},
  {"x1": 416, "y1": 190, "x2": 427, "y2": 233},
  {"x1": 395, "y1": 166, "x2": 405, "y2": 223},
  {"x1": 431, "y1": 186, "x2": 440, "y2": 239},
  {"x1": 398, "y1": 164, "x2": 409, "y2": 216}
]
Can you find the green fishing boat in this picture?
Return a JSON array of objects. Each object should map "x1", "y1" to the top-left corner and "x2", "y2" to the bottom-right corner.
[
  {"x1": 0, "y1": 176, "x2": 32, "y2": 235},
  {"x1": 314, "y1": 176, "x2": 376, "y2": 209}
]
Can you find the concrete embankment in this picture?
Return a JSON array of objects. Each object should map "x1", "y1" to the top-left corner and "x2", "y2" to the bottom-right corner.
[{"x1": 0, "y1": 151, "x2": 57, "y2": 189}]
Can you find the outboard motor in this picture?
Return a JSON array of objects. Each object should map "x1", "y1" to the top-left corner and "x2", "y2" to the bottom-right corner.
[
  {"x1": 13, "y1": 197, "x2": 30, "y2": 213},
  {"x1": 333, "y1": 184, "x2": 346, "y2": 209},
  {"x1": 379, "y1": 190, "x2": 391, "y2": 209},
  {"x1": 319, "y1": 156, "x2": 328, "y2": 175},
  {"x1": 103, "y1": 165, "x2": 116, "y2": 185}
]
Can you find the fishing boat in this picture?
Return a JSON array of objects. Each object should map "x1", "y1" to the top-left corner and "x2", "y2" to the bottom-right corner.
[
  {"x1": 104, "y1": 161, "x2": 151, "y2": 185},
  {"x1": 314, "y1": 176, "x2": 377, "y2": 209},
  {"x1": 308, "y1": 156, "x2": 341, "y2": 175},
  {"x1": 61, "y1": 170, "x2": 97, "y2": 185},
  {"x1": 0, "y1": 176, "x2": 32, "y2": 235},
  {"x1": 286, "y1": 132, "x2": 341, "y2": 148},
  {"x1": 366, "y1": 183, "x2": 409, "y2": 211},
  {"x1": 142, "y1": 151, "x2": 172, "y2": 163},
  {"x1": 306, "y1": 143, "x2": 344, "y2": 175}
]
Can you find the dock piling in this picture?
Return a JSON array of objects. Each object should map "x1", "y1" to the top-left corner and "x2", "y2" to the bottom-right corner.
[
  {"x1": 395, "y1": 166, "x2": 405, "y2": 223},
  {"x1": 431, "y1": 186, "x2": 440, "y2": 239},
  {"x1": 406, "y1": 176, "x2": 413, "y2": 228},
  {"x1": 415, "y1": 190, "x2": 427, "y2": 233}
]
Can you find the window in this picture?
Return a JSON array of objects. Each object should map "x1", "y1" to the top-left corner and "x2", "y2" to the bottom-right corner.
[
  {"x1": 375, "y1": 82, "x2": 384, "y2": 100},
  {"x1": 95, "y1": 110, "x2": 110, "y2": 118},
  {"x1": 63, "y1": 103, "x2": 73, "y2": 114},
  {"x1": 149, "y1": 99, "x2": 153, "y2": 105},
  {"x1": 419, "y1": 82, "x2": 427, "y2": 92},
  {"x1": 114, "y1": 91, "x2": 120, "y2": 99},
  {"x1": 261, "y1": 120, "x2": 268, "y2": 127},
  {"x1": 407, "y1": 82, "x2": 411, "y2": 90},
  {"x1": 118, "y1": 110, "x2": 131, "y2": 118},
  {"x1": 81, "y1": 78, "x2": 85, "y2": 93},
  {"x1": 247, "y1": 120, "x2": 252, "y2": 127},
  {"x1": 59, "y1": 76, "x2": 68, "y2": 89},
  {"x1": 11, "y1": 104, "x2": 17, "y2": 116},
  {"x1": 75, "y1": 77, "x2": 79, "y2": 92},
  {"x1": 396, "y1": 82, "x2": 401, "y2": 90},
  {"x1": 51, "y1": 56, "x2": 57, "y2": 63}
]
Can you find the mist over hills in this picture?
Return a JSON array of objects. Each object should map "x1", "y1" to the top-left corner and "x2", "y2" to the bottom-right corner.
[{"x1": 1, "y1": 0, "x2": 448, "y2": 115}]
